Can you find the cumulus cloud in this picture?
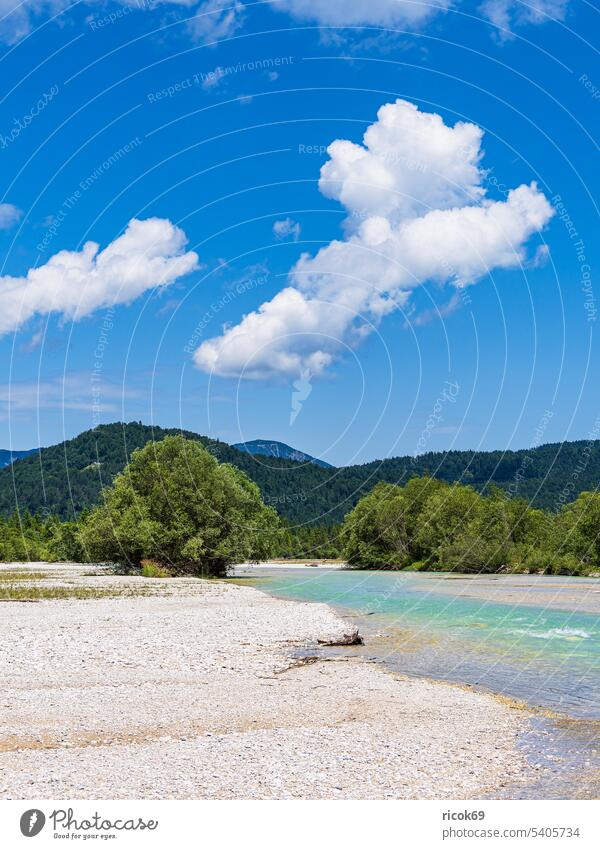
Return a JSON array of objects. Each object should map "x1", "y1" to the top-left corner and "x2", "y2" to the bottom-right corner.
[
  {"x1": 0, "y1": 0, "x2": 32, "y2": 44},
  {"x1": 0, "y1": 217, "x2": 198, "y2": 336},
  {"x1": 273, "y1": 218, "x2": 301, "y2": 241},
  {"x1": 0, "y1": 0, "x2": 567, "y2": 44},
  {"x1": 271, "y1": 0, "x2": 449, "y2": 27},
  {"x1": 0, "y1": 203, "x2": 22, "y2": 229},
  {"x1": 187, "y1": 0, "x2": 245, "y2": 43},
  {"x1": 320, "y1": 99, "x2": 484, "y2": 222},
  {"x1": 199, "y1": 67, "x2": 225, "y2": 90},
  {"x1": 272, "y1": 0, "x2": 569, "y2": 32},
  {"x1": 479, "y1": 0, "x2": 568, "y2": 35},
  {"x1": 0, "y1": 0, "x2": 244, "y2": 45},
  {"x1": 194, "y1": 99, "x2": 554, "y2": 380}
]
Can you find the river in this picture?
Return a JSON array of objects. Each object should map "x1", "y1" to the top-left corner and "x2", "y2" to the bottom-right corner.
[{"x1": 233, "y1": 566, "x2": 600, "y2": 798}]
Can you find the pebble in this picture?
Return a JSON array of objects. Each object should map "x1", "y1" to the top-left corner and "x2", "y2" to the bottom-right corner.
[{"x1": 0, "y1": 562, "x2": 530, "y2": 799}]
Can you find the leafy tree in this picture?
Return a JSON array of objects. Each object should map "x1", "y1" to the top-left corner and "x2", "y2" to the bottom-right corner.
[
  {"x1": 0, "y1": 511, "x2": 56, "y2": 562},
  {"x1": 48, "y1": 516, "x2": 89, "y2": 563},
  {"x1": 556, "y1": 492, "x2": 600, "y2": 570},
  {"x1": 437, "y1": 496, "x2": 513, "y2": 573},
  {"x1": 341, "y1": 482, "x2": 411, "y2": 567},
  {"x1": 401, "y1": 476, "x2": 447, "y2": 558},
  {"x1": 414, "y1": 483, "x2": 481, "y2": 565},
  {"x1": 79, "y1": 436, "x2": 280, "y2": 576}
]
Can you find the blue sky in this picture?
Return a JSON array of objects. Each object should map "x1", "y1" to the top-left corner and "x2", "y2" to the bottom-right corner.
[{"x1": 0, "y1": 0, "x2": 597, "y2": 465}]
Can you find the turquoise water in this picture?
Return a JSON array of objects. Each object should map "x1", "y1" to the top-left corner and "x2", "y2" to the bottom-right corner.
[
  {"x1": 238, "y1": 568, "x2": 600, "y2": 719},
  {"x1": 235, "y1": 566, "x2": 600, "y2": 797}
]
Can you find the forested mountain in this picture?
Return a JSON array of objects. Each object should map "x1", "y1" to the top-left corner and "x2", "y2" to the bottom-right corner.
[
  {"x1": 0, "y1": 423, "x2": 340, "y2": 523},
  {"x1": 232, "y1": 439, "x2": 333, "y2": 468},
  {"x1": 0, "y1": 422, "x2": 598, "y2": 525}
]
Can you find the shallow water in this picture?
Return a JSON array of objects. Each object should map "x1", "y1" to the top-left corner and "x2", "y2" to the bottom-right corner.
[
  {"x1": 234, "y1": 566, "x2": 600, "y2": 798},
  {"x1": 237, "y1": 567, "x2": 600, "y2": 719}
]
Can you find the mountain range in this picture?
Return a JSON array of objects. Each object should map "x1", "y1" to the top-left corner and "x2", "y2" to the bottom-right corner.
[
  {"x1": 0, "y1": 449, "x2": 37, "y2": 469},
  {"x1": 232, "y1": 439, "x2": 332, "y2": 468},
  {"x1": 0, "y1": 422, "x2": 598, "y2": 525}
]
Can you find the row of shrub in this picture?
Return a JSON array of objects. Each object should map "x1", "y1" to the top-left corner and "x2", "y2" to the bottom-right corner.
[
  {"x1": 340, "y1": 477, "x2": 600, "y2": 575},
  {"x1": 0, "y1": 512, "x2": 86, "y2": 564}
]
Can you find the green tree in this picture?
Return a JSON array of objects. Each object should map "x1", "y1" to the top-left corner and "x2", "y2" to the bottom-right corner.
[
  {"x1": 414, "y1": 483, "x2": 481, "y2": 566},
  {"x1": 48, "y1": 516, "x2": 89, "y2": 562},
  {"x1": 341, "y1": 482, "x2": 411, "y2": 567},
  {"x1": 438, "y1": 496, "x2": 513, "y2": 573},
  {"x1": 401, "y1": 475, "x2": 447, "y2": 558},
  {"x1": 0, "y1": 511, "x2": 57, "y2": 562},
  {"x1": 556, "y1": 492, "x2": 600, "y2": 571},
  {"x1": 79, "y1": 436, "x2": 280, "y2": 576}
]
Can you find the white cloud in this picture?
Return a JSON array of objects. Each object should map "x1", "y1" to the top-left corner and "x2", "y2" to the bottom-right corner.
[
  {"x1": 19, "y1": 327, "x2": 44, "y2": 353},
  {"x1": 273, "y1": 218, "x2": 301, "y2": 241},
  {"x1": 0, "y1": 203, "x2": 22, "y2": 229},
  {"x1": 187, "y1": 0, "x2": 245, "y2": 44},
  {"x1": 272, "y1": 0, "x2": 569, "y2": 32},
  {"x1": 0, "y1": 217, "x2": 199, "y2": 336},
  {"x1": 409, "y1": 292, "x2": 462, "y2": 327},
  {"x1": 479, "y1": 0, "x2": 568, "y2": 35},
  {"x1": 200, "y1": 66, "x2": 226, "y2": 90},
  {"x1": 320, "y1": 98, "x2": 484, "y2": 222},
  {"x1": 528, "y1": 243, "x2": 550, "y2": 268},
  {"x1": 271, "y1": 0, "x2": 449, "y2": 27},
  {"x1": 0, "y1": 0, "x2": 244, "y2": 45},
  {"x1": 194, "y1": 99, "x2": 554, "y2": 380},
  {"x1": 0, "y1": 0, "x2": 32, "y2": 44},
  {"x1": 0, "y1": 0, "x2": 567, "y2": 45}
]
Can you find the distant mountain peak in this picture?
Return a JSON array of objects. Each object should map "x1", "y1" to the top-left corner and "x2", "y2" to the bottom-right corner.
[
  {"x1": 232, "y1": 439, "x2": 333, "y2": 468},
  {"x1": 0, "y1": 448, "x2": 36, "y2": 469}
]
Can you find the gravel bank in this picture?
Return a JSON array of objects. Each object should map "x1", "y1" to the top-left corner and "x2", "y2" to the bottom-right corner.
[{"x1": 0, "y1": 564, "x2": 530, "y2": 799}]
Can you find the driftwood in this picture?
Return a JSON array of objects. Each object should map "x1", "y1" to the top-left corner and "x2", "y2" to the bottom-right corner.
[{"x1": 317, "y1": 626, "x2": 363, "y2": 646}]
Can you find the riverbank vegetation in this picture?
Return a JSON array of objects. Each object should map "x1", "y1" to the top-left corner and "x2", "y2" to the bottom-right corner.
[
  {"x1": 1, "y1": 437, "x2": 599, "y2": 577},
  {"x1": 340, "y1": 478, "x2": 600, "y2": 575}
]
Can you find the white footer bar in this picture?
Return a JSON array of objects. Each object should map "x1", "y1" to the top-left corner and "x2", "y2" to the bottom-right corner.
[{"x1": 0, "y1": 799, "x2": 598, "y2": 848}]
